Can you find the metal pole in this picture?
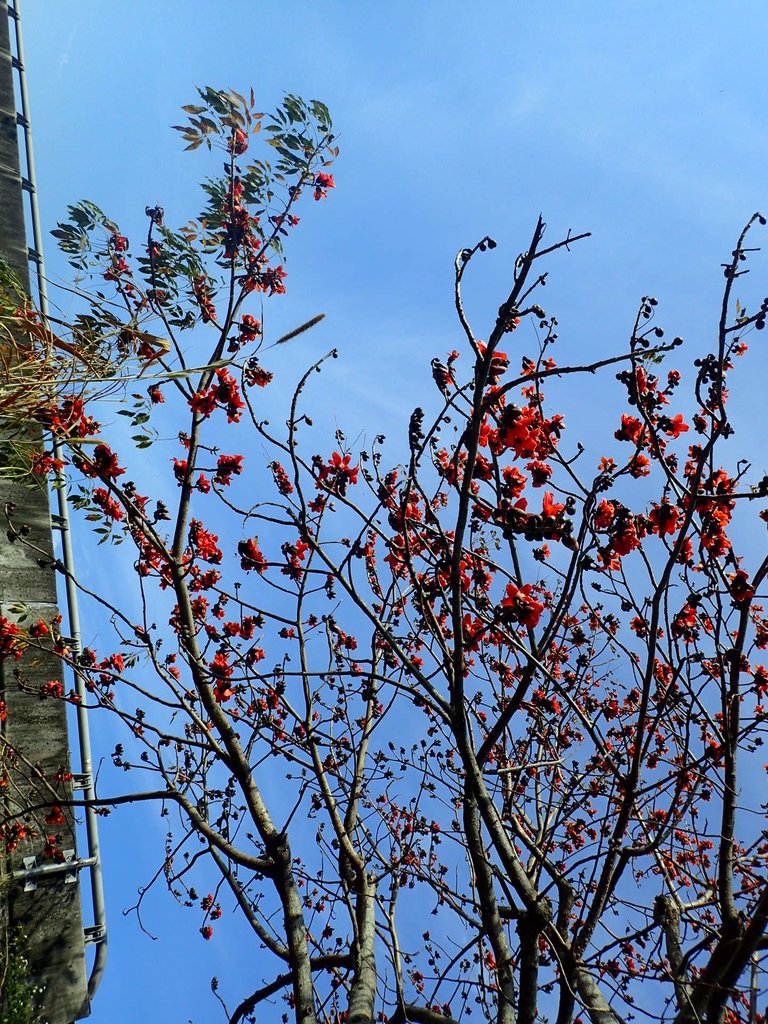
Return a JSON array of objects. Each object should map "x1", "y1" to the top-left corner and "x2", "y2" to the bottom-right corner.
[{"x1": 750, "y1": 951, "x2": 759, "y2": 1023}]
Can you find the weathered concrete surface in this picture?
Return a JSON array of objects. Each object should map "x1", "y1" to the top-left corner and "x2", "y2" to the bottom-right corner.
[{"x1": 0, "y1": 3, "x2": 88, "y2": 1020}]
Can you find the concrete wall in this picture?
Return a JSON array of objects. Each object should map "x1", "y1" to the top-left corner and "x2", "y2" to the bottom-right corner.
[{"x1": 0, "y1": 3, "x2": 88, "y2": 1020}]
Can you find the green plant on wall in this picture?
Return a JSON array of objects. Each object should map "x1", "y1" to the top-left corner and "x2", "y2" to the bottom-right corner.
[{"x1": 0, "y1": 922, "x2": 41, "y2": 1024}]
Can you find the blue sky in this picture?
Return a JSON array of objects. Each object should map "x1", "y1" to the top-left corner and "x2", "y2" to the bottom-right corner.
[{"x1": 21, "y1": 2, "x2": 768, "y2": 1021}]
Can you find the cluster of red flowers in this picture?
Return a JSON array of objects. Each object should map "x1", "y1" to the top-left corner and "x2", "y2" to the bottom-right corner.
[
  {"x1": 42, "y1": 834, "x2": 66, "y2": 862},
  {"x1": 315, "y1": 451, "x2": 359, "y2": 496},
  {"x1": 209, "y1": 650, "x2": 234, "y2": 703},
  {"x1": 76, "y1": 444, "x2": 125, "y2": 481},
  {"x1": 3, "y1": 821, "x2": 30, "y2": 853},
  {"x1": 215, "y1": 453, "x2": 244, "y2": 486},
  {"x1": 136, "y1": 532, "x2": 173, "y2": 584},
  {"x1": 612, "y1": 367, "x2": 690, "y2": 477},
  {"x1": 40, "y1": 679, "x2": 64, "y2": 699},
  {"x1": 0, "y1": 616, "x2": 26, "y2": 660},
  {"x1": 238, "y1": 537, "x2": 268, "y2": 573},
  {"x1": 76, "y1": 652, "x2": 116, "y2": 694},
  {"x1": 189, "y1": 520, "x2": 223, "y2": 565},
  {"x1": 92, "y1": 487, "x2": 124, "y2": 521},
  {"x1": 590, "y1": 464, "x2": 738, "y2": 575},
  {"x1": 592, "y1": 501, "x2": 645, "y2": 568},
  {"x1": 686, "y1": 467, "x2": 736, "y2": 558},
  {"x1": 242, "y1": 260, "x2": 287, "y2": 297},
  {"x1": 111, "y1": 231, "x2": 129, "y2": 252},
  {"x1": 243, "y1": 358, "x2": 273, "y2": 388},
  {"x1": 189, "y1": 368, "x2": 245, "y2": 422},
  {"x1": 671, "y1": 601, "x2": 699, "y2": 642},
  {"x1": 239, "y1": 314, "x2": 261, "y2": 341},
  {"x1": 35, "y1": 395, "x2": 99, "y2": 439},
  {"x1": 647, "y1": 500, "x2": 680, "y2": 537},
  {"x1": 29, "y1": 450, "x2": 64, "y2": 475},
  {"x1": 192, "y1": 274, "x2": 216, "y2": 323},
  {"x1": 313, "y1": 172, "x2": 335, "y2": 201},
  {"x1": 222, "y1": 179, "x2": 261, "y2": 260},
  {"x1": 45, "y1": 805, "x2": 66, "y2": 826},
  {"x1": 489, "y1": 401, "x2": 564, "y2": 462},
  {"x1": 434, "y1": 447, "x2": 466, "y2": 486},
  {"x1": 282, "y1": 537, "x2": 310, "y2": 581},
  {"x1": 103, "y1": 254, "x2": 131, "y2": 285},
  {"x1": 270, "y1": 460, "x2": 294, "y2": 495},
  {"x1": 492, "y1": 490, "x2": 574, "y2": 547},
  {"x1": 477, "y1": 342, "x2": 509, "y2": 384},
  {"x1": 730, "y1": 569, "x2": 755, "y2": 607},
  {"x1": 499, "y1": 582, "x2": 545, "y2": 629},
  {"x1": 229, "y1": 127, "x2": 248, "y2": 155},
  {"x1": 185, "y1": 520, "x2": 221, "y2": 569}
]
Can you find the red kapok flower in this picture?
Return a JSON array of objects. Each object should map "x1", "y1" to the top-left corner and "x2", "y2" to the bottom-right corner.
[
  {"x1": 663, "y1": 414, "x2": 689, "y2": 438},
  {"x1": 230, "y1": 128, "x2": 248, "y2": 155},
  {"x1": 648, "y1": 501, "x2": 680, "y2": 537},
  {"x1": 730, "y1": 570, "x2": 755, "y2": 607},
  {"x1": 78, "y1": 444, "x2": 125, "y2": 481},
  {"x1": 238, "y1": 537, "x2": 268, "y2": 573},
  {"x1": 500, "y1": 583, "x2": 545, "y2": 629},
  {"x1": 611, "y1": 516, "x2": 641, "y2": 556},
  {"x1": 527, "y1": 461, "x2": 552, "y2": 487},
  {"x1": 45, "y1": 805, "x2": 66, "y2": 826},
  {"x1": 215, "y1": 454, "x2": 244, "y2": 486},
  {"x1": 313, "y1": 172, "x2": 335, "y2": 201},
  {"x1": 594, "y1": 500, "x2": 615, "y2": 531},
  {"x1": 239, "y1": 314, "x2": 261, "y2": 341},
  {"x1": 615, "y1": 415, "x2": 645, "y2": 445},
  {"x1": 0, "y1": 617, "x2": 26, "y2": 660},
  {"x1": 29, "y1": 450, "x2": 64, "y2": 475},
  {"x1": 92, "y1": 487, "x2": 124, "y2": 522},
  {"x1": 316, "y1": 452, "x2": 358, "y2": 495}
]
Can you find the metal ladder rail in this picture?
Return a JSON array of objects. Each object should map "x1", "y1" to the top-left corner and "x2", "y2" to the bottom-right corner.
[{"x1": 7, "y1": 1, "x2": 107, "y2": 1014}]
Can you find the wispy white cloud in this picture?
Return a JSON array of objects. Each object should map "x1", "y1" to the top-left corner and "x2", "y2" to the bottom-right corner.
[{"x1": 57, "y1": 23, "x2": 78, "y2": 73}]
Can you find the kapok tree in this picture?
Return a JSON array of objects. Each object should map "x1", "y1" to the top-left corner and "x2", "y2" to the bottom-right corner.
[{"x1": 2, "y1": 86, "x2": 768, "y2": 1024}]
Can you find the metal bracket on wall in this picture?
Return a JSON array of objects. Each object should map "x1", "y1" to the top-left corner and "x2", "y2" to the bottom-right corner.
[
  {"x1": 16, "y1": 850, "x2": 93, "y2": 892},
  {"x1": 84, "y1": 924, "x2": 106, "y2": 946}
]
